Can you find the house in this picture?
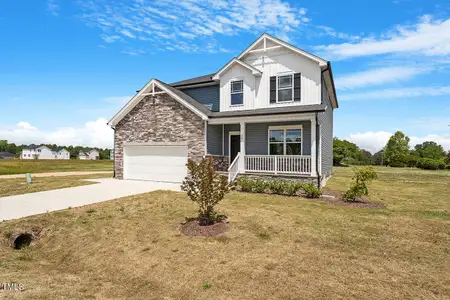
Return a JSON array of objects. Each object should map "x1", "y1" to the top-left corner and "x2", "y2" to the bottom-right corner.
[
  {"x1": 0, "y1": 152, "x2": 15, "y2": 159},
  {"x1": 78, "y1": 149, "x2": 100, "y2": 160},
  {"x1": 21, "y1": 145, "x2": 70, "y2": 160},
  {"x1": 108, "y1": 33, "x2": 338, "y2": 186}
]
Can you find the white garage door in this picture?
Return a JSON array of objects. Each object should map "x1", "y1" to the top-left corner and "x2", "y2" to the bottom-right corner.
[{"x1": 123, "y1": 145, "x2": 188, "y2": 183}]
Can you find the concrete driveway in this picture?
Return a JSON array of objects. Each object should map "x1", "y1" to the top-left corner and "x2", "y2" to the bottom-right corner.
[{"x1": 0, "y1": 178, "x2": 181, "y2": 221}]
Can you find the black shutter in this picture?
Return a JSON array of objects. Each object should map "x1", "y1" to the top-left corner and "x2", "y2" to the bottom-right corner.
[
  {"x1": 294, "y1": 73, "x2": 301, "y2": 102},
  {"x1": 270, "y1": 76, "x2": 276, "y2": 104}
]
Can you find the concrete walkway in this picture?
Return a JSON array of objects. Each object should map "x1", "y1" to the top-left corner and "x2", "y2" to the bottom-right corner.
[
  {"x1": 0, "y1": 171, "x2": 112, "y2": 179},
  {"x1": 0, "y1": 178, "x2": 181, "y2": 221}
]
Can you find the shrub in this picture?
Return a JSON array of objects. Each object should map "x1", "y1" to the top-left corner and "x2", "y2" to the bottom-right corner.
[
  {"x1": 343, "y1": 167, "x2": 378, "y2": 202},
  {"x1": 253, "y1": 179, "x2": 269, "y2": 193},
  {"x1": 416, "y1": 158, "x2": 447, "y2": 170},
  {"x1": 269, "y1": 181, "x2": 285, "y2": 194},
  {"x1": 405, "y1": 154, "x2": 419, "y2": 168},
  {"x1": 236, "y1": 177, "x2": 254, "y2": 192},
  {"x1": 283, "y1": 182, "x2": 301, "y2": 196},
  {"x1": 181, "y1": 158, "x2": 231, "y2": 226},
  {"x1": 300, "y1": 183, "x2": 322, "y2": 198}
]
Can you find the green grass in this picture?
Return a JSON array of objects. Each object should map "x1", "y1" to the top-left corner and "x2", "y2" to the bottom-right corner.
[
  {"x1": 0, "y1": 174, "x2": 113, "y2": 197},
  {"x1": 0, "y1": 160, "x2": 113, "y2": 175},
  {"x1": 0, "y1": 166, "x2": 448, "y2": 299}
]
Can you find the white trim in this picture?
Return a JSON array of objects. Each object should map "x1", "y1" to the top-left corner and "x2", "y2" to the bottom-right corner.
[
  {"x1": 208, "y1": 112, "x2": 315, "y2": 125},
  {"x1": 228, "y1": 131, "x2": 240, "y2": 163},
  {"x1": 123, "y1": 141, "x2": 188, "y2": 147},
  {"x1": 311, "y1": 118, "x2": 317, "y2": 175},
  {"x1": 204, "y1": 120, "x2": 208, "y2": 155},
  {"x1": 108, "y1": 79, "x2": 208, "y2": 126},
  {"x1": 237, "y1": 33, "x2": 328, "y2": 67},
  {"x1": 248, "y1": 45, "x2": 282, "y2": 53},
  {"x1": 230, "y1": 79, "x2": 244, "y2": 106},
  {"x1": 268, "y1": 125, "x2": 303, "y2": 155},
  {"x1": 222, "y1": 124, "x2": 225, "y2": 156},
  {"x1": 212, "y1": 58, "x2": 262, "y2": 80},
  {"x1": 275, "y1": 73, "x2": 295, "y2": 103},
  {"x1": 318, "y1": 124, "x2": 322, "y2": 176}
]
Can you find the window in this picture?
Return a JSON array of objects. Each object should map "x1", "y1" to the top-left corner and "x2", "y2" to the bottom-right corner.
[
  {"x1": 230, "y1": 80, "x2": 243, "y2": 105},
  {"x1": 269, "y1": 126, "x2": 302, "y2": 155},
  {"x1": 277, "y1": 74, "x2": 293, "y2": 102}
]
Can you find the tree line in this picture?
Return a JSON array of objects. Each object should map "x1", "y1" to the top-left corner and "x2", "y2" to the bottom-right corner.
[
  {"x1": 0, "y1": 140, "x2": 112, "y2": 160},
  {"x1": 333, "y1": 131, "x2": 450, "y2": 170}
]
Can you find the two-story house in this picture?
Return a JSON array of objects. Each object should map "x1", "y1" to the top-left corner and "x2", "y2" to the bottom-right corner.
[
  {"x1": 78, "y1": 149, "x2": 100, "y2": 160},
  {"x1": 21, "y1": 145, "x2": 70, "y2": 160},
  {"x1": 108, "y1": 33, "x2": 338, "y2": 186}
]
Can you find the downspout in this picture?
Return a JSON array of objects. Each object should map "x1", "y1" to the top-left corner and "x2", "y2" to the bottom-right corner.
[
  {"x1": 112, "y1": 126, "x2": 116, "y2": 178},
  {"x1": 315, "y1": 112, "x2": 321, "y2": 189}
]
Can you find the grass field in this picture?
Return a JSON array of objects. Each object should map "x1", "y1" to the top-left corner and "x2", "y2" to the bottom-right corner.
[
  {"x1": 0, "y1": 174, "x2": 113, "y2": 197},
  {"x1": 0, "y1": 166, "x2": 448, "y2": 299},
  {"x1": 0, "y1": 160, "x2": 113, "y2": 175}
]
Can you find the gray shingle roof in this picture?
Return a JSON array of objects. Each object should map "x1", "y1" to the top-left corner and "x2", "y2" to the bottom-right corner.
[
  {"x1": 170, "y1": 73, "x2": 215, "y2": 87},
  {"x1": 209, "y1": 104, "x2": 326, "y2": 118},
  {"x1": 0, "y1": 152, "x2": 14, "y2": 158}
]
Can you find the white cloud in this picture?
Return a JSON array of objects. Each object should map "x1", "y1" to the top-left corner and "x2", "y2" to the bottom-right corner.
[
  {"x1": 346, "y1": 131, "x2": 450, "y2": 153},
  {"x1": 76, "y1": 0, "x2": 307, "y2": 54},
  {"x1": 316, "y1": 25, "x2": 361, "y2": 41},
  {"x1": 47, "y1": 0, "x2": 59, "y2": 16},
  {"x1": 335, "y1": 66, "x2": 430, "y2": 90},
  {"x1": 0, "y1": 119, "x2": 113, "y2": 149},
  {"x1": 317, "y1": 15, "x2": 450, "y2": 60},
  {"x1": 340, "y1": 86, "x2": 450, "y2": 101}
]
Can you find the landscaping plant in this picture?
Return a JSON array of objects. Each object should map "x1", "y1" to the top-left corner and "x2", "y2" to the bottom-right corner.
[
  {"x1": 181, "y1": 157, "x2": 230, "y2": 225},
  {"x1": 300, "y1": 183, "x2": 322, "y2": 198},
  {"x1": 343, "y1": 167, "x2": 378, "y2": 202}
]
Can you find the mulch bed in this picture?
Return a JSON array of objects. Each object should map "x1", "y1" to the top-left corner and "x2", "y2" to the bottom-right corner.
[
  {"x1": 180, "y1": 218, "x2": 229, "y2": 237},
  {"x1": 320, "y1": 188, "x2": 385, "y2": 209}
]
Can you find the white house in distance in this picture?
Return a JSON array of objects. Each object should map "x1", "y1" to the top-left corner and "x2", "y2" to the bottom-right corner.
[
  {"x1": 78, "y1": 149, "x2": 100, "y2": 160},
  {"x1": 21, "y1": 145, "x2": 70, "y2": 160}
]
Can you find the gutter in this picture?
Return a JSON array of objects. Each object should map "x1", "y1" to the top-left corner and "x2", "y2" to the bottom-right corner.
[{"x1": 315, "y1": 112, "x2": 321, "y2": 189}]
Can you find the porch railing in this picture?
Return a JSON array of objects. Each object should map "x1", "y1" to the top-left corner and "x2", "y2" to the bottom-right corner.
[
  {"x1": 228, "y1": 152, "x2": 240, "y2": 182},
  {"x1": 244, "y1": 155, "x2": 311, "y2": 175}
]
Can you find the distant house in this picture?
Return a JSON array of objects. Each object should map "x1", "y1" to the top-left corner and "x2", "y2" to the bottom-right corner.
[
  {"x1": 21, "y1": 145, "x2": 70, "y2": 160},
  {"x1": 78, "y1": 149, "x2": 100, "y2": 160},
  {"x1": 0, "y1": 152, "x2": 15, "y2": 159}
]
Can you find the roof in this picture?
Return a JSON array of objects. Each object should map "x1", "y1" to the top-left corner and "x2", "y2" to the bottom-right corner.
[
  {"x1": 23, "y1": 144, "x2": 39, "y2": 150},
  {"x1": 170, "y1": 73, "x2": 215, "y2": 87},
  {"x1": 210, "y1": 104, "x2": 326, "y2": 118},
  {"x1": 0, "y1": 152, "x2": 14, "y2": 157}
]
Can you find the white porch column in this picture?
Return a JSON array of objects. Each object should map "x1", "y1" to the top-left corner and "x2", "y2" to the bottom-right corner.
[
  {"x1": 310, "y1": 118, "x2": 317, "y2": 176},
  {"x1": 239, "y1": 122, "x2": 246, "y2": 173}
]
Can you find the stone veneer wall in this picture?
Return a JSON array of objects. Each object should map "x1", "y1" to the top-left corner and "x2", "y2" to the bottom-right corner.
[
  {"x1": 114, "y1": 94, "x2": 205, "y2": 179},
  {"x1": 205, "y1": 155, "x2": 229, "y2": 172},
  {"x1": 237, "y1": 174, "x2": 319, "y2": 186}
]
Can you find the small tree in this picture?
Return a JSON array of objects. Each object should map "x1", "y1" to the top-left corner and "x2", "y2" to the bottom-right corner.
[
  {"x1": 343, "y1": 167, "x2": 378, "y2": 202},
  {"x1": 384, "y1": 131, "x2": 410, "y2": 167},
  {"x1": 181, "y1": 157, "x2": 230, "y2": 225}
]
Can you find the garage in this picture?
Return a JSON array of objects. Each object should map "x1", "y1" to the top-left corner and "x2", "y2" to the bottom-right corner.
[{"x1": 123, "y1": 144, "x2": 188, "y2": 183}]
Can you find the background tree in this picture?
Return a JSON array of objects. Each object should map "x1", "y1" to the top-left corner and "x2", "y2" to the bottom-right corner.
[
  {"x1": 333, "y1": 138, "x2": 362, "y2": 166},
  {"x1": 446, "y1": 151, "x2": 450, "y2": 165},
  {"x1": 372, "y1": 150, "x2": 384, "y2": 166},
  {"x1": 414, "y1": 141, "x2": 446, "y2": 160},
  {"x1": 0, "y1": 140, "x2": 8, "y2": 152},
  {"x1": 383, "y1": 131, "x2": 410, "y2": 167}
]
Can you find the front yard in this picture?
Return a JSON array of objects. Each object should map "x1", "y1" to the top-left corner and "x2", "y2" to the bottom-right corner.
[
  {"x1": 0, "y1": 160, "x2": 113, "y2": 175},
  {"x1": 0, "y1": 167, "x2": 448, "y2": 299}
]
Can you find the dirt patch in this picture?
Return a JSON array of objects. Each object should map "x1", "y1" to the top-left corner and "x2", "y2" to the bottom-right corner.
[
  {"x1": 180, "y1": 218, "x2": 229, "y2": 237},
  {"x1": 5, "y1": 226, "x2": 44, "y2": 249},
  {"x1": 320, "y1": 189, "x2": 385, "y2": 209}
]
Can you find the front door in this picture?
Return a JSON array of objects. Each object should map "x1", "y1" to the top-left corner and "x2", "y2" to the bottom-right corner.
[{"x1": 230, "y1": 134, "x2": 241, "y2": 163}]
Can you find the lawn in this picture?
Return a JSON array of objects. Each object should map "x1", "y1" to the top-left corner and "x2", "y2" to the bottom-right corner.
[
  {"x1": 0, "y1": 167, "x2": 448, "y2": 299},
  {"x1": 0, "y1": 174, "x2": 113, "y2": 197},
  {"x1": 0, "y1": 160, "x2": 113, "y2": 175}
]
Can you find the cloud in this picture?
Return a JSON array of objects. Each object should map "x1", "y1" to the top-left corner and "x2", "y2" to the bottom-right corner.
[
  {"x1": 316, "y1": 25, "x2": 361, "y2": 41},
  {"x1": 335, "y1": 66, "x2": 430, "y2": 90},
  {"x1": 346, "y1": 131, "x2": 450, "y2": 153},
  {"x1": 47, "y1": 0, "x2": 59, "y2": 16},
  {"x1": 316, "y1": 15, "x2": 450, "y2": 60},
  {"x1": 0, "y1": 119, "x2": 113, "y2": 149},
  {"x1": 340, "y1": 86, "x2": 450, "y2": 101},
  {"x1": 75, "y1": 0, "x2": 308, "y2": 53}
]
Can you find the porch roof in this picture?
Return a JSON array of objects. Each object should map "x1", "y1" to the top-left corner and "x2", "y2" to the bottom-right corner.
[{"x1": 209, "y1": 104, "x2": 326, "y2": 118}]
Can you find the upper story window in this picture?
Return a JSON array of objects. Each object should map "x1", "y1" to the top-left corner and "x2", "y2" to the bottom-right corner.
[
  {"x1": 230, "y1": 80, "x2": 243, "y2": 106},
  {"x1": 270, "y1": 73, "x2": 301, "y2": 104},
  {"x1": 277, "y1": 75, "x2": 293, "y2": 102}
]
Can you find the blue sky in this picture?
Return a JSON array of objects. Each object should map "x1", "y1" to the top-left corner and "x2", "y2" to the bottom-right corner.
[{"x1": 1, "y1": 0, "x2": 450, "y2": 152}]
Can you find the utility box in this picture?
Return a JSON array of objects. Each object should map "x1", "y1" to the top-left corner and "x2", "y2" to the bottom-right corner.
[{"x1": 26, "y1": 173, "x2": 32, "y2": 184}]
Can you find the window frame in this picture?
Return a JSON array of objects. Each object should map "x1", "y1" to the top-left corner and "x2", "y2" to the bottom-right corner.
[
  {"x1": 268, "y1": 125, "x2": 303, "y2": 155},
  {"x1": 276, "y1": 73, "x2": 294, "y2": 103},
  {"x1": 230, "y1": 79, "x2": 244, "y2": 106}
]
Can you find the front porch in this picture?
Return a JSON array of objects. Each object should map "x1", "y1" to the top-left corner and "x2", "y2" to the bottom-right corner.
[{"x1": 206, "y1": 113, "x2": 319, "y2": 182}]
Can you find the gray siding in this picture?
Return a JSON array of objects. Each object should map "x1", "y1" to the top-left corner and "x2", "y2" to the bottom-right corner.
[
  {"x1": 246, "y1": 121, "x2": 311, "y2": 155},
  {"x1": 180, "y1": 85, "x2": 220, "y2": 112},
  {"x1": 207, "y1": 124, "x2": 223, "y2": 155},
  {"x1": 318, "y1": 79, "x2": 333, "y2": 178}
]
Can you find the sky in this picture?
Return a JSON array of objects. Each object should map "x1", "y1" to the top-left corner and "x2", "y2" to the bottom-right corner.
[{"x1": 1, "y1": 0, "x2": 450, "y2": 152}]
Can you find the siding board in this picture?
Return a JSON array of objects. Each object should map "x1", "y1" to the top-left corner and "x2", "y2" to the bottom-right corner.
[{"x1": 180, "y1": 85, "x2": 220, "y2": 112}]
